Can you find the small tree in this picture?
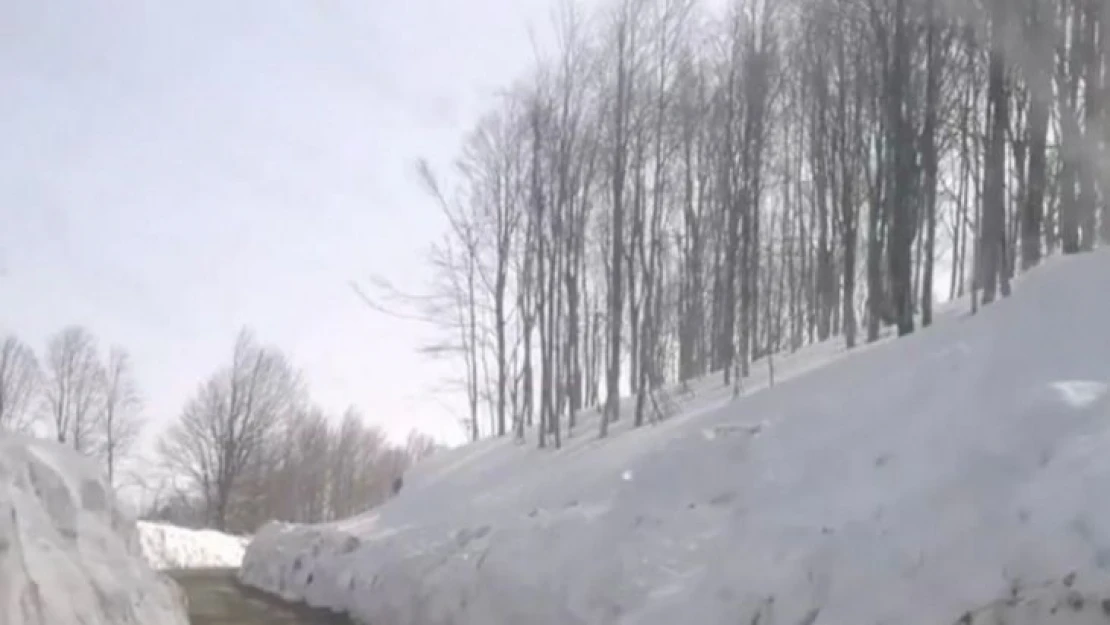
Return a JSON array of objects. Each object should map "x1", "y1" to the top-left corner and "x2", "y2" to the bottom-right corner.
[
  {"x1": 97, "y1": 347, "x2": 144, "y2": 488},
  {"x1": 44, "y1": 326, "x2": 104, "y2": 451},
  {"x1": 0, "y1": 335, "x2": 41, "y2": 433}
]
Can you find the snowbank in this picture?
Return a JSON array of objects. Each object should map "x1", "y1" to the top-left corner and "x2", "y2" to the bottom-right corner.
[
  {"x1": 240, "y1": 251, "x2": 1110, "y2": 625},
  {"x1": 137, "y1": 520, "x2": 249, "y2": 569},
  {"x1": 0, "y1": 435, "x2": 188, "y2": 625}
]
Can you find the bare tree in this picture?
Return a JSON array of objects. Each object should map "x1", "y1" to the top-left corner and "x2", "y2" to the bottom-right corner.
[
  {"x1": 1021, "y1": 0, "x2": 1050, "y2": 270},
  {"x1": 463, "y1": 107, "x2": 525, "y2": 438},
  {"x1": 268, "y1": 407, "x2": 332, "y2": 524},
  {"x1": 159, "y1": 328, "x2": 301, "y2": 532},
  {"x1": 97, "y1": 347, "x2": 144, "y2": 488},
  {"x1": 390, "y1": 159, "x2": 487, "y2": 443},
  {"x1": 324, "y1": 410, "x2": 411, "y2": 517},
  {"x1": 0, "y1": 334, "x2": 41, "y2": 433},
  {"x1": 979, "y1": 0, "x2": 1012, "y2": 304},
  {"x1": 380, "y1": 0, "x2": 1101, "y2": 450},
  {"x1": 328, "y1": 408, "x2": 382, "y2": 519},
  {"x1": 1101, "y1": 0, "x2": 1110, "y2": 245},
  {"x1": 44, "y1": 326, "x2": 104, "y2": 452},
  {"x1": 405, "y1": 429, "x2": 440, "y2": 464},
  {"x1": 601, "y1": 0, "x2": 635, "y2": 438}
]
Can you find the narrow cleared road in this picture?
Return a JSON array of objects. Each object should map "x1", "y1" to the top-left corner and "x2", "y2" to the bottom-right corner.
[{"x1": 167, "y1": 568, "x2": 352, "y2": 625}]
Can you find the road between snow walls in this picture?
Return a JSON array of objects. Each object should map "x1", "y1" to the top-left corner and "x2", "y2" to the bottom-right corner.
[
  {"x1": 0, "y1": 435, "x2": 189, "y2": 625},
  {"x1": 167, "y1": 567, "x2": 353, "y2": 625},
  {"x1": 238, "y1": 250, "x2": 1110, "y2": 625}
]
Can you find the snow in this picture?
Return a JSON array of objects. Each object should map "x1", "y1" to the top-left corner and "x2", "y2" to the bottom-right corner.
[
  {"x1": 137, "y1": 520, "x2": 249, "y2": 570},
  {"x1": 1049, "y1": 381, "x2": 1108, "y2": 410},
  {"x1": 0, "y1": 435, "x2": 188, "y2": 625},
  {"x1": 240, "y1": 250, "x2": 1110, "y2": 625}
]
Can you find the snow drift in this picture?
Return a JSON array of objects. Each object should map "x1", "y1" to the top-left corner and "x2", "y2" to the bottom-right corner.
[
  {"x1": 137, "y1": 520, "x2": 249, "y2": 570},
  {"x1": 0, "y1": 435, "x2": 188, "y2": 625},
  {"x1": 240, "y1": 251, "x2": 1110, "y2": 625}
]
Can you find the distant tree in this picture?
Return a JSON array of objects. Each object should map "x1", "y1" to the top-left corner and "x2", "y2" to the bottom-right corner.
[
  {"x1": 405, "y1": 429, "x2": 440, "y2": 464},
  {"x1": 44, "y1": 326, "x2": 104, "y2": 451},
  {"x1": 326, "y1": 407, "x2": 388, "y2": 519},
  {"x1": 97, "y1": 347, "x2": 144, "y2": 488},
  {"x1": 137, "y1": 477, "x2": 207, "y2": 529},
  {"x1": 0, "y1": 334, "x2": 41, "y2": 433},
  {"x1": 159, "y1": 328, "x2": 301, "y2": 532},
  {"x1": 272, "y1": 406, "x2": 332, "y2": 524}
]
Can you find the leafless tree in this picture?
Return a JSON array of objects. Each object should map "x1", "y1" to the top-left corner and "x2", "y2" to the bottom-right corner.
[
  {"x1": 43, "y1": 325, "x2": 104, "y2": 452},
  {"x1": 159, "y1": 328, "x2": 301, "y2": 532},
  {"x1": 97, "y1": 346, "x2": 144, "y2": 487},
  {"x1": 380, "y1": 0, "x2": 1102, "y2": 450},
  {"x1": 979, "y1": 0, "x2": 1012, "y2": 305},
  {"x1": 1020, "y1": 0, "x2": 1050, "y2": 270},
  {"x1": 154, "y1": 325, "x2": 437, "y2": 531},
  {"x1": 600, "y1": 0, "x2": 636, "y2": 438},
  {"x1": 266, "y1": 406, "x2": 333, "y2": 524},
  {"x1": 0, "y1": 334, "x2": 41, "y2": 433},
  {"x1": 405, "y1": 429, "x2": 441, "y2": 464}
]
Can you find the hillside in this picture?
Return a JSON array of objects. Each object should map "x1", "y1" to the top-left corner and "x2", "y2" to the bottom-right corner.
[{"x1": 241, "y1": 249, "x2": 1110, "y2": 624}]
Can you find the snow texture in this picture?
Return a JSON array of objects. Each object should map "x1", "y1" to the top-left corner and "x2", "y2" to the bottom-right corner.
[
  {"x1": 0, "y1": 435, "x2": 188, "y2": 625},
  {"x1": 240, "y1": 250, "x2": 1110, "y2": 625},
  {"x1": 137, "y1": 520, "x2": 249, "y2": 570}
]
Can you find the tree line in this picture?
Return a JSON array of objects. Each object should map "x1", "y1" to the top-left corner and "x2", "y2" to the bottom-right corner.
[
  {"x1": 0, "y1": 326, "x2": 142, "y2": 487},
  {"x1": 370, "y1": 0, "x2": 1109, "y2": 446},
  {"x1": 0, "y1": 325, "x2": 438, "y2": 534},
  {"x1": 155, "y1": 328, "x2": 439, "y2": 534}
]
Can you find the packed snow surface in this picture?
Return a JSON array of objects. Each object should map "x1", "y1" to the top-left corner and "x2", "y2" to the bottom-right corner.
[
  {"x1": 0, "y1": 435, "x2": 188, "y2": 625},
  {"x1": 137, "y1": 520, "x2": 249, "y2": 570},
  {"x1": 241, "y1": 251, "x2": 1110, "y2": 625}
]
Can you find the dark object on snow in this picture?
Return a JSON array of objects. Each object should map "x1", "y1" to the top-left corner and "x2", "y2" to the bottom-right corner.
[{"x1": 391, "y1": 475, "x2": 403, "y2": 496}]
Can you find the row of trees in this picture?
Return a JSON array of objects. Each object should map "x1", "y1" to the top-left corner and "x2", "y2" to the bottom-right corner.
[
  {"x1": 155, "y1": 328, "x2": 439, "y2": 534},
  {"x1": 379, "y1": 0, "x2": 1109, "y2": 446},
  {"x1": 2, "y1": 326, "x2": 439, "y2": 534},
  {"x1": 0, "y1": 327, "x2": 142, "y2": 486}
]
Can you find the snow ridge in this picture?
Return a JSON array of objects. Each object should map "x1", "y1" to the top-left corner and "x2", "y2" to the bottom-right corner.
[
  {"x1": 0, "y1": 435, "x2": 188, "y2": 625},
  {"x1": 240, "y1": 251, "x2": 1110, "y2": 625}
]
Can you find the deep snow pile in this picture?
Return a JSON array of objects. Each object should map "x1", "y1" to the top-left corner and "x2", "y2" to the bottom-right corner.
[
  {"x1": 241, "y1": 250, "x2": 1110, "y2": 625},
  {"x1": 0, "y1": 436, "x2": 188, "y2": 625},
  {"x1": 137, "y1": 520, "x2": 249, "y2": 569}
]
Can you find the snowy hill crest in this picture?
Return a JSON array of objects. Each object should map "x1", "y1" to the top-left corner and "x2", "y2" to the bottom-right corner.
[{"x1": 241, "y1": 251, "x2": 1110, "y2": 625}]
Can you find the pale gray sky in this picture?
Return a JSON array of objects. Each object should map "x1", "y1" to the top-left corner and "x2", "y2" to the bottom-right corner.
[{"x1": 0, "y1": 0, "x2": 564, "y2": 447}]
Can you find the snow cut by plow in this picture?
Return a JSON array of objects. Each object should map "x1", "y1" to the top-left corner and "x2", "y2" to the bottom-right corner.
[
  {"x1": 138, "y1": 520, "x2": 249, "y2": 570},
  {"x1": 0, "y1": 435, "x2": 188, "y2": 625},
  {"x1": 239, "y1": 251, "x2": 1110, "y2": 625}
]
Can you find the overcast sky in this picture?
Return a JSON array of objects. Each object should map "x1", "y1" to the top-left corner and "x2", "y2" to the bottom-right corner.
[{"x1": 0, "y1": 0, "x2": 568, "y2": 447}]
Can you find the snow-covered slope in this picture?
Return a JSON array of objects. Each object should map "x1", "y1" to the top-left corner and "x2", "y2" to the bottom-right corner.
[
  {"x1": 0, "y1": 436, "x2": 188, "y2": 625},
  {"x1": 241, "y1": 250, "x2": 1110, "y2": 625},
  {"x1": 137, "y1": 520, "x2": 248, "y2": 570}
]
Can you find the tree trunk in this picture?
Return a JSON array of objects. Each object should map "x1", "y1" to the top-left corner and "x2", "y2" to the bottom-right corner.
[
  {"x1": 1078, "y1": 0, "x2": 1100, "y2": 250},
  {"x1": 1022, "y1": 0, "x2": 1049, "y2": 270},
  {"x1": 602, "y1": 15, "x2": 629, "y2": 438},
  {"x1": 921, "y1": 0, "x2": 940, "y2": 327},
  {"x1": 980, "y1": 0, "x2": 1010, "y2": 304}
]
